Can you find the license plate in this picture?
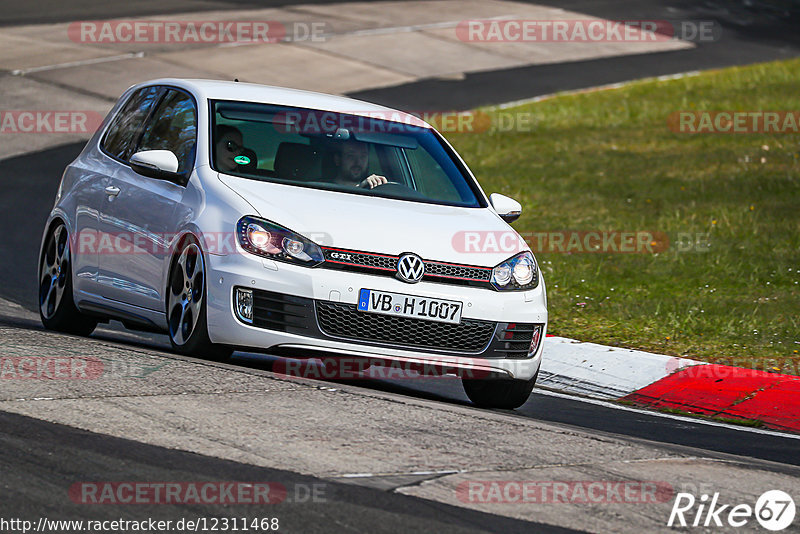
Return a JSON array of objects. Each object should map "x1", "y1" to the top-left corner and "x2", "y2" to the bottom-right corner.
[{"x1": 357, "y1": 289, "x2": 463, "y2": 324}]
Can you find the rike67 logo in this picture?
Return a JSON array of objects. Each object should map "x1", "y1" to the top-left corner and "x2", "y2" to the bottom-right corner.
[{"x1": 668, "y1": 490, "x2": 796, "y2": 531}]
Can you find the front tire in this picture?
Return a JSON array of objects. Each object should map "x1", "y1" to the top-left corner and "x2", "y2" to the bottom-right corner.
[
  {"x1": 38, "y1": 222, "x2": 97, "y2": 336},
  {"x1": 167, "y1": 237, "x2": 231, "y2": 361},
  {"x1": 462, "y1": 371, "x2": 538, "y2": 409}
]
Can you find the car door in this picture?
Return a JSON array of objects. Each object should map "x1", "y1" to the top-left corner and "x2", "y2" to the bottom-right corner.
[
  {"x1": 97, "y1": 87, "x2": 197, "y2": 312},
  {"x1": 74, "y1": 86, "x2": 162, "y2": 300}
]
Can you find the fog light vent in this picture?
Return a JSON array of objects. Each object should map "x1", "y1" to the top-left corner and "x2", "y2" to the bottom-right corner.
[
  {"x1": 235, "y1": 288, "x2": 253, "y2": 324},
  {"x1": 528, "y1": 324, "x2": 543, "y2": 357}
]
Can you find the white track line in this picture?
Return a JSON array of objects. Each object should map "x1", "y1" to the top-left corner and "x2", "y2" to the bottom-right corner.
[
  {"x1": 339, "y1": 469, "x2": 461, "y2": 478},
  {"x1": 537, "y1": 388, "x2": 800, "y2": 439},
  {"x1": 10, "y1": 52, "x2": 145, "y2": 76}
]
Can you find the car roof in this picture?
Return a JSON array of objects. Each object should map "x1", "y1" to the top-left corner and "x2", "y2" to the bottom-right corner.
[{"x1": 135, "y1": 78, "x2": 431, "y2": 128}]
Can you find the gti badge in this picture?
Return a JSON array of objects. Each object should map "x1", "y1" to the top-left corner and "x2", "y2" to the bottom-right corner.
[{"x1": 396, "y1": 253, "x2": 425, "y2": 283}]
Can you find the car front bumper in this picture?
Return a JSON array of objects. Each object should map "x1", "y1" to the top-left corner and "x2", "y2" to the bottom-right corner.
[{"x1": 204, "y1": 250, "x2": 547, "y2": 380}]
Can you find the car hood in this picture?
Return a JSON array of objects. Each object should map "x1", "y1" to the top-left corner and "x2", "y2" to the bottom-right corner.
[{"x1": 217, "y1": 174, "x2": 527, "y2": 267}]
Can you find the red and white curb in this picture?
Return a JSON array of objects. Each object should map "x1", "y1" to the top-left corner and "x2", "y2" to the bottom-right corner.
[{"x1": 540, "y1": 336, "x2": 800, "y2": 433}]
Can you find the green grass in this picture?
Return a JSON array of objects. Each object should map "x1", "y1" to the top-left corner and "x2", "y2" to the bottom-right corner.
[{"x1": 445, "y1": 58, "x2": 800, "y2": 373}]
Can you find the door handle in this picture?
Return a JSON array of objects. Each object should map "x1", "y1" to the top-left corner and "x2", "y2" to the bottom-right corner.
[{"x1": 105, "y1": 185, "x2": 121, "y2": 197}]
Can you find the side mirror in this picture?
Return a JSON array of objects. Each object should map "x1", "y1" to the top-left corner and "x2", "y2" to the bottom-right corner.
[
  {"x1": 489, "y1": 193, "x2": 522, "y2": 223},
  {"x1": 129, "y1": 150, "x2": 181, "y2": 182}
]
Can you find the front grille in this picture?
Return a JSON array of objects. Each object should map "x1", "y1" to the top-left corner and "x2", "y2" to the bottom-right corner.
[
  {"x1": 322, "y1": 248, "x2": 397, "y2": 271},
  {"x1": 425, "y1": 261, "x2": 491, "y2": 282},
  {"x1": 251, "y1": 289, "x2": 314, "y2": 334},
  {"x1": 489, "y1": 323, "x2": 539, "y2": 358},
  {"x1": 316, "y1": 301, "x2": 496, "y2": 352},
  {"x1": 320, "y1": 247, "x2": 494, "y2": 288},
  {"x1": 242, "y1": 290, "x2": 541, "y2": 360}
]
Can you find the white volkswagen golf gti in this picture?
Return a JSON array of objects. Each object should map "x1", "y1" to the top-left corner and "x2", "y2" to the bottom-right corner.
[{"x1": 39, "y1": 79, "x2": 547, "y2": 408}]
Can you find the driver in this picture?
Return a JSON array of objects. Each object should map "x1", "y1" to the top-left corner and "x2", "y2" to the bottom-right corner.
[
  {"x1": 215, "y1": 125, "x2": 247, "y2": 173},
  {"x1": 330, "y1": 139, "x2": 388, "y2": 189}
]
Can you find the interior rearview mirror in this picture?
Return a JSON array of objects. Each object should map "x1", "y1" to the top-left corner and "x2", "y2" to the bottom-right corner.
[{"x1": 489, "y1": 193, "x2": 522, "y2": 223}]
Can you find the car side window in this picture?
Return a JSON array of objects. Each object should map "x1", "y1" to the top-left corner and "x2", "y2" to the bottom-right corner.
[
  {"x1": 137, "y1": 89, "x2": 197, "y2": 174},
  {"x1": 101, "y1": 86, "x2": 162, "y2": 161}
]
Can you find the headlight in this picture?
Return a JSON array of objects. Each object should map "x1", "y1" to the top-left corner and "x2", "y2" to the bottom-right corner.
[
  {"x1": 513, "y1": 255, "x2": 534, "y2": 285},
  {"x1": 492, "y1": 264, "x2": 512, "y2": 286},
  {"x1": 236, "y1": 216, "x2": 324, "y2": 266},
  {"x1": 491, "y1": 251, "x2": 538, "y2": 291}
]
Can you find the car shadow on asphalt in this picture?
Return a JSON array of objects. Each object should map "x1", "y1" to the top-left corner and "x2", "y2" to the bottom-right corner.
[{"x1": 0, "y1": 410, "x2": 584, "y2": 534}]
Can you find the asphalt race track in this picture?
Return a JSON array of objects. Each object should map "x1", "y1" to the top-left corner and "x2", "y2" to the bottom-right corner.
[
  {"x1": 1, "y1": 0, "x2": 798, "y2": 109},
  {"x1": 2, "y1": 411, "x2": 580, "y2": 534},
  {"x1": 350, "y1": 0, "x2": 800, "y2": 109},
  {"x1": 0, "y1": 0, "x2": 405, "y2": 27}
]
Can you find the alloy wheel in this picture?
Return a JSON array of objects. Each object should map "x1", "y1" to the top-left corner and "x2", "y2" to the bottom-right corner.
[{"x1": 168, "y1": 243, "x2": 205, "y2": 346}]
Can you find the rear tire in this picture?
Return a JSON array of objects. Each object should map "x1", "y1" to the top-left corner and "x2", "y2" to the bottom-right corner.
[
  {"x1": 166, "y1": 236, "x2": 232, "y2": 361},
  {"x1": 462, "y1": 371, "x2": 538, "y2": 409},
  {"x1": 38, "y1": 222, "x2": 97, "y2": 336}
]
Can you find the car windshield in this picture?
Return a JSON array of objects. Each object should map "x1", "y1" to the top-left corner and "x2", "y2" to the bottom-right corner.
[{"x1": 210, "y1": 100, "x2": 485, "y2": 208}]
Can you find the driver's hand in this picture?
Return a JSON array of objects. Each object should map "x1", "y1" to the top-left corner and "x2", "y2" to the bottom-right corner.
[{"x1": 358, "y1": 174, "x2": 388, "y2": 189}]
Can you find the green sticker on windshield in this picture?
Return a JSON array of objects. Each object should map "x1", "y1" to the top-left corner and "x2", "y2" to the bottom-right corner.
[{"x1": 234, "y1": 155, "x2": 251, "y2": 165}]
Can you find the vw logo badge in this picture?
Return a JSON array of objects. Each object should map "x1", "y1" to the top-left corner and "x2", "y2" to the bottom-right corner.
[{"x1": 396, "y1": 253, "x2": 425, "y2": 284}]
